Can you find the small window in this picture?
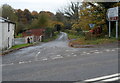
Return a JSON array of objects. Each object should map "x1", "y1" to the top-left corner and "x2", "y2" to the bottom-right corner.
[
  {"x1": 8, "y1": 23, "x2": 10, "y2": 32},
  {"x1": 8, "y1": 37, "x2": 9, "y2": 48}
]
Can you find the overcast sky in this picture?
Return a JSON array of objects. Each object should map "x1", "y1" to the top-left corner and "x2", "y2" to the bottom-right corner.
[{"x1": 0, "y1": 0, "x2": 81, "y2": 13}]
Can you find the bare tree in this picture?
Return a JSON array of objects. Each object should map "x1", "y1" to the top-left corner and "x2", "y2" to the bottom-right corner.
[{"x1": 64, "y1": 2, "x2": 81, "y2": 21}]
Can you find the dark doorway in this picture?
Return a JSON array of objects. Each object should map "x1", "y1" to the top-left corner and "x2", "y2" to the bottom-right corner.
[{"x1": 27, "y1": 37, "x2": 30, "y2": 43}]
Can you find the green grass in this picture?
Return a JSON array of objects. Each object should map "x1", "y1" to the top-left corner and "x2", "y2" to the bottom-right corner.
[
  {"x1": 68, "y1": 33, "x2": 118, "y2": 45},
  {"x1": 15, "y1": 33, "x2": 23, "y2": 38},
  {"x1": 68, "y1": 33, "x2": 84, "y2": 39},
  {"x1": 43, "y1": 32, "x2": 59, "y2": 42},
  {"x1": 72, "y1": 37, "x2": 117, "y2": 45},
  {"x1": 43, "y1": 35, "x2": 58, "y2": 42},
  {"x1": 11, "y1": 44, "x2": 32, "y2": 49}
]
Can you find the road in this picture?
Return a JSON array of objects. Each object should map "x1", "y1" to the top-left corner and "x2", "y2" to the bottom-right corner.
[{"x1": 2, "y1": 32, "x2": 119, "y2": 82}]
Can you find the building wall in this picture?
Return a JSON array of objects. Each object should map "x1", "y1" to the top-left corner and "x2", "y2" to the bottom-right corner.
[
  {"x1": 0, "y1": 22, "x2": 2, "y2": 52},
  {"x1": 1, "y1": 22, "x2": 15, "y2": 50}
]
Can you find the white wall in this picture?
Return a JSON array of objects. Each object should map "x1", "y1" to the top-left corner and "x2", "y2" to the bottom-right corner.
[
  {"x1": 1, "y1": 22, "x2": 15, "y2": 50},
  {"x1": 0, "y1": 22, "x2": 2, "y2": 52}
]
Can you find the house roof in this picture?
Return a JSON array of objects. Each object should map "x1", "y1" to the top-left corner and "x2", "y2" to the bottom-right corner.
[
  {"x1": 0, "y1": 17, "x2": 15, "y2": 24},
  {"x1": 22, "y1": 28, "x2": 45, "y2": 37}
]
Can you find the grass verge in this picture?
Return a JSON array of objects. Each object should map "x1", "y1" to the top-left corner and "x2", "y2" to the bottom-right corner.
[
  {"x1": 43, "y1": 32, "x2": 59, "y2": 42},
  {"x1": 11, "y1": 44, "x2": 32, "y2": 49},
  {"x1": 68, "y1": 33, "x2": 118, "y2": 45}
]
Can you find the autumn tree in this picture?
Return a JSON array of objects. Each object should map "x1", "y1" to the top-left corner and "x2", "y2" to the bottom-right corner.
[
  {"x1": 31, "y1": 11, "x2": 39, "y2": 19},
  {"x1": 2, "y1": 4, "x2": 18, "y2": 22},
  {"x1": 0, "y1": 6, "x2": 2, "y2": 17}
]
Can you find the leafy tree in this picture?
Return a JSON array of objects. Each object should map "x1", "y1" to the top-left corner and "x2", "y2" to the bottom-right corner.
[
  {"x1": 23, "y1": 9, "x2": 32, "y2": 24},
  {"x1": 37, "y1": 13, "x2": 49, "y2": 28},
  {"x1": 63, "y1": 2, "x2": 81, "y2": 21},
  {"x1": 0, "y1": 6, "x2": 2, "y2": 17},
  {"x1": 2, "y1": 4, "x2": 18, "y2": 22},
  {"x1": 31, "y1": 11, "x2": 39, "y2": 19}
]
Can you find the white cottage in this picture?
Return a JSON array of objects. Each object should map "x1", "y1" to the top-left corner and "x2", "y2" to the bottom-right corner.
[{"x1": 0, "y1": 17, "x2": 15, "y2": 52}]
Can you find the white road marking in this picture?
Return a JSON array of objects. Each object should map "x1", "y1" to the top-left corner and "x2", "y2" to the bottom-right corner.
[
  {"x1": 56, "y1": 55, "x2": 61, "y2": 57},
  {"x1": 35, "y1": 52, "x2": 41, "y2": 61},
  {"x1": 51, "y1": 55, "x2": 63, "y2": 60},
  {"x1": 94, "y1": 52, "x2": 101, "y2": 54},
  {"x1": 86, "y1": 53, "x2": 90, "y2": 55},
  {"x1": 105, "y1": 49, "x2": 111, "y2": 52},
  {"x1": 102, "y1": 77, "x2": 120, "y2": 81},
  {"x1": 94, "y1": 50, "x2": 99, "y2": 52},
  {"x1": 85, "y1": 73, "x2": 120, "y2": 82},
  {"x1": 73, "y1": 55, "x2": 77, "y2": 56},
  {"x1": 83, "y1": 52, "x2": 87, "y2": 53},
  {"x1": 71, "y1": 53, "x2": 74, "y2": 54},
  {"x1": 19, "y1": 61, "x2": 25, "y2": 64},
  {"x1": 2, "y1": 63, "x2": 14, "y2": 66},
  {"x1": 66, "y1": 50, "x2": 69, "y2": 52},
  {"x1": 42, "y1": 58, "x2": 48, "y2": 61},
  {"x1": 111, "y1": 49, "x2": 115, "y2": 51}
]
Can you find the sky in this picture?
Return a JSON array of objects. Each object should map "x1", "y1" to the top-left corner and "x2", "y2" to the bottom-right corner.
[{"x1": 0, "y1": 0, "x2": 79, "y2": 14}]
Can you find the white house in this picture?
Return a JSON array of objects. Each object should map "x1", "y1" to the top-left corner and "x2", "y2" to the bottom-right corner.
[{"x1": 0, "y1": 17, "x2": 15, "y2": 52}]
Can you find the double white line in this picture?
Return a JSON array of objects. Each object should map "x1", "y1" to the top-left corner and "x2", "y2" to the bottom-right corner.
[{"x1": 84, "y1": 73, "x2": 120, "y2": 82}]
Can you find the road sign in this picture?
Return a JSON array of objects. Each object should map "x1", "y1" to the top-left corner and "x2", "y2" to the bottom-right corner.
[
  {"x1": 107, "y1": 7, "x2": 119, "y2": 39},
  {"x1": 107, "y1": 7, "x2": 119, "y2": 21},
  {"x1": 89, "y1": 24, "x2": 95, "y2": 28}
]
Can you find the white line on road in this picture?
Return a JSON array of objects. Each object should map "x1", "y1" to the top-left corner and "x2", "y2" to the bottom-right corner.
[
  {"x1": 73, "y1": 55, "x2": 77, "y2": 56},
  {"x1": 94, "y1": 52, "x2": 101, "y2": 54},
  {"x1": 51, "y1": 55, "x2": 63, "y2": 60},
  {"x1": 85, "y1": 73, "x2": 120, "y2": 82},
  {"x1": 105, "y1": 49, "x2": 111, "y2": 52},
  {"x1": 86, "y1": 53, "x2": 90, "y2": 54},
  {"x1": 19, "y1": 61, "x2": 25, "y2": 64},
  {"x1": 102, "y1": 77, "x2": 120, "y2": 81},
  {"x1": 56, "y1": 55, "x2": 61, "y2": 57},
  {"x1": 111, "y1": 49, "x2": 115, "y2": 51},
  {"x1": 2, "y1": 63, "x2": 14, "y2": 66},
  {"x1": 42, "y1": 58, "x2": 48, "y2": 61},
  {"x1": 71, "y1": 53, "x2": 74, "y2": 54},
  {"x1": 83, "y1": 52, "x2": 87, "y2": 54}
]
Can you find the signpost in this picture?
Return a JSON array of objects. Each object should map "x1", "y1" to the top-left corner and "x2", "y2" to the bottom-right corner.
[
  {"x1": 89, "y1": 24, "x2": 95, "y2": 29},
  {"x1": 107, "y1": 7, "x2": 119, "y2": 39}
]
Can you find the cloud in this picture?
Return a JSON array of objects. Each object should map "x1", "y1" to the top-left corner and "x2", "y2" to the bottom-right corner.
[{"x1": 0, "y1": 0, "x2": 71, "y2": 13}]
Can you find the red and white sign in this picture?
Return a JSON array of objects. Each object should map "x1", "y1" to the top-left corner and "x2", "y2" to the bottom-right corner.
[{"x1": 107, "y1": 7, "x2": 119, "y2": 21}]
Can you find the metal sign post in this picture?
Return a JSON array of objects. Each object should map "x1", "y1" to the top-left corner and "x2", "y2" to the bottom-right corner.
[
  {"x1": 116, "y1": 20, "x2": 118, "y2": 39},
  {"x1": 107, "y1": 7, "x2": 119, "y2": 39},
  {"x1": 109, "y1": 21, "x2": 111, "y2": 38}
]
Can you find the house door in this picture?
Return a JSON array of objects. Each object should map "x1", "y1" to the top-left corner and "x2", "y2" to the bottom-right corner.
[
  {"x1": 8, "y1": 37, "x2": 9, "y2": 48},
  {"x1": 27, "y1": 37, "x2": 30, "y2": 43}
]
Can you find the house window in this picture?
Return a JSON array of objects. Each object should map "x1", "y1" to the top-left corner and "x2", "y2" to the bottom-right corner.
[
  {"x1": 8, "y1": 23, "x2": 10, "y2": 32},
  {"x1": 8, "y1": 37, "x2": 9, "y2": 48}
]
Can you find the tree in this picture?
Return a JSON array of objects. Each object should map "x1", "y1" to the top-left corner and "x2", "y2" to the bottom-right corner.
[
  {"x1": 23, "y1": 9, "x2": 32, "y2": 24},
  {"x1": 55, "y1": 12, "x2": 65, "y2": 22},
  {"x1": 0, "y1": 6, "x2": 2, "y2": 17},
  {"x1": 37, "y1": 13, "x2": 49, "y2": 28},
  {"x1": 2, "y1": 4, "x2": 18, "y2": 22},
  {"x1": 31, "y1": 11, "x2": 39, "y2": 19},
  {"x1": 63, "y1": 2, "x2": 81, "y2": 21}
]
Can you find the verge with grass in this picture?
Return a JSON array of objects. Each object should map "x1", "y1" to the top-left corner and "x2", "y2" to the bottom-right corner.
[
  {"x1": 68, "y1": 33, "x2": 118, "y2": 47},
  {"x1": 43, "y1": 32, "x2": 59, "y2": 42},
  {"x1": 11, "y1": 44, "x2": 32, "y2": 49}
]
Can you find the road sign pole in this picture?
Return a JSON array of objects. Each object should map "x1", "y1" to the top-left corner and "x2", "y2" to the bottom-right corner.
[
  {"x1": 116, "y1": 20, "x2": 118, "y2": 39},
  {"x1": 109, "y1": 21, "x2": 111, "y2": 38}
]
